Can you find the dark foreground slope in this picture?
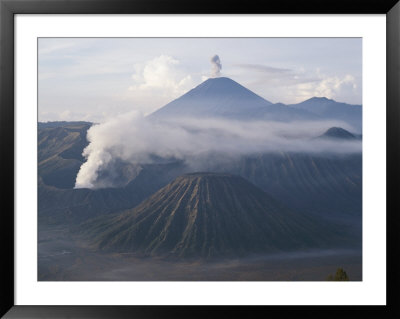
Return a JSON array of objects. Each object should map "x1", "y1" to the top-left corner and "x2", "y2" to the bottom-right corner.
[{"x1": 81, "y1": 173, "x2": 353, "y2": 259}]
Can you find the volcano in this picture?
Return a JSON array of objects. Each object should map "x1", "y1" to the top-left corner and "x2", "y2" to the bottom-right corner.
[
  {"x1": 81, "y1": 173, "x2": 351, "y2": 259},
  {"x1": 150, "y1": 77, "x2": 315, "y2": 121},
  {"x1": 319, "y1": 127, "x2": 357, "y2": 140},
  {"x1": 290, "y1": 97, "x2": 362, "y2": 132}
]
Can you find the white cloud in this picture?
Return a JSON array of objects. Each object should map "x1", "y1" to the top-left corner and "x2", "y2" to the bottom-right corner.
[
  {"x1": 38, "y1": 40, "x2": 78, "y2": 55},
  {"x1": 115, "y1": 55, "x2": 196, "y2": 116},
  {"x1": 235, "y1": 65, "x2": 360, "y2": 104},
  {"x1": 128, "y1": 55, "x2": 193, "y2": 98},
  {"x1": 313, "y1": 74, "x2": 357, "y2": 99},
  {"x1": 75, "y1": 113, "x2": 361, "y2": 189},
  {"x1": 289, "y1": 73, "x2": 358, "y2": 104}
]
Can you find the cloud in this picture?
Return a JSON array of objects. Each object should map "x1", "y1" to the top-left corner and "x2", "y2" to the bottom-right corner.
[
  {"x1": 39, "y1": 110, "x2": 97, "y2": 122},
  {"x1": 75, "y1": 113, "x2": 361, "y2": 189},
  {"x1": 236, "y1": 64, "x2": 292, "y2": 74},
  {"x1": 313, "y1": 74, "x2": 358, "y2": 100},
  {"x1": 234, "y1": 65, "x2": 360, "y2": 104},
  {"x1": 291, "y1": 74, "x2": 358, "y2": 104},
  {"x1": 119, "y1": 55, "x2": 195, "y2": 115},
  {"x1": 38, "y1": 40, "x2": 78, "y2": 55},
  {"x1": 129, "y1": 55, "x2": 193, "y2": 97}
]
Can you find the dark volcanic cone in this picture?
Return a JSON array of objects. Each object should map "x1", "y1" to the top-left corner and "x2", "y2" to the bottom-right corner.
[
  {"x1": 319, "y1": 127, "x2": 357, "y2": 140},
  {"x1": 81, "y1": 173, "x2": 350, "y2": 259}
]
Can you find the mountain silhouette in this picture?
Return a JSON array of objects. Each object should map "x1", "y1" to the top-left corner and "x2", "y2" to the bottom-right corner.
[
  {"x1": 290, "y1": 97, "x2": 362, "y2": 132},
  {"x1": 319, "y1": 127, "x2": 357, "y2": 140},
  {"x1": 151, "y1": 77, "x2": 316, "y2": 121}
]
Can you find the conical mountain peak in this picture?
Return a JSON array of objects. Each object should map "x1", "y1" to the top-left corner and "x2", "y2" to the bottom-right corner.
[
  {"x1": 191, "y1": 77, "x2": 260, "y2": 95},
  {"x1": 319, "y1": 127, "x2": 357, "y2": 140},
  {"x1": 81, "y1": 173, "x2": 347, "y2": 259},
  {"x1": 150, "y1": 77, "x2": 272, "y2": 119},
  {"x1": 150, "y1": 77, "x2": 320, "y2": 122}
]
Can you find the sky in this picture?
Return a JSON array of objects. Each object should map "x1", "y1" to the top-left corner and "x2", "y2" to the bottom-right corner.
[{"x1": 38, "y1": 38, "x2": 362, "y2": 123}]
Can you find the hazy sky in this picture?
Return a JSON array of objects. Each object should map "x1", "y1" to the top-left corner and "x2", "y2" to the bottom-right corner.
[{"x1": 38, "y1": 38, "x2": 362, "y2": 123}]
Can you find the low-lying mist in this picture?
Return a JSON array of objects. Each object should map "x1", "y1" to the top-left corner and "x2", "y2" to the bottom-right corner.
[{"x1": 74, "y1": 111, "x2": 361, "y2": 189}]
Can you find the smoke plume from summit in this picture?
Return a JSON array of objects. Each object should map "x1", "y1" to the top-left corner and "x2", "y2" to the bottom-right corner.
[{"x1": 211, "y1": 55, "x2": 222, "y2": 77}]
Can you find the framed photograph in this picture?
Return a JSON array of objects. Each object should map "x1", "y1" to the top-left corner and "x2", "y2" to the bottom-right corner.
[{"x1": 1, "y1": 0, "x2": 399, "y2": 318}]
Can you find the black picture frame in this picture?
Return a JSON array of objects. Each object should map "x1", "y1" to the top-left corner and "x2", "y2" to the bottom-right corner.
[{"x1": 1, "y1": 0, "x2": 399, "y2": 318}]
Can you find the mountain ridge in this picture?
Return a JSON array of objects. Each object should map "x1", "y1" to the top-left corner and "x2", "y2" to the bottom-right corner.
[
  {"x1": 150, "y1": 77, "x2": 361, "y2": 129},
  {"x1": 290, "y1": 97, "x2": 362, "y2": 132}
]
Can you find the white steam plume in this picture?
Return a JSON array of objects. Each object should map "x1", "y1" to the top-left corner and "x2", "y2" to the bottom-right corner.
[
  {"x1": 210, "y1": 55, "x2": 222, "y2": 77},
  {"x1": 74, "y1": 112, "x2": 361, "y2": 189}
]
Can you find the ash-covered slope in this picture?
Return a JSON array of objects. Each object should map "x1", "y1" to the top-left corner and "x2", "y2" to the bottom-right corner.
[{"x1": 81, "y1": 173, "x2": 351, "y2": 259}]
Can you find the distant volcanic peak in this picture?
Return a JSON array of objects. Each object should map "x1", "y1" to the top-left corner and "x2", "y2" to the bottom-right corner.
[
  {"x1": 308, "y1": 96, "x2": 332, "y2": 102},
  {"x1": 310, "y1": 96, "x2": 331, "y2": 101},
  {"x1": 150, "y1": 76, "x2": 273, "y2": 119},
  {"x1": 203, "y1": 76, "x2": 235, "y2": 84},
  {"x1": 302, "y1": 96, "x2": 361, "y2": 108},
  {"x1": 320, "y1": 127, "x2": 356, "y2": 140},
  {"x1": 193, "y1": 76, "x2": 265, "y2": 99}
]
